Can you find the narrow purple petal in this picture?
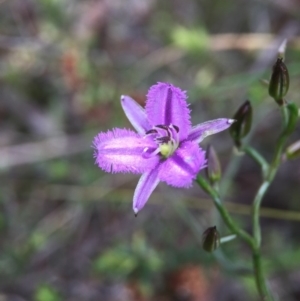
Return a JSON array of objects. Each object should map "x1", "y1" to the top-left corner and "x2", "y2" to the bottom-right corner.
[
  {"x1": 188, "y1": 118, "x2": 235, "y2": 143},
  {"x1": 93, "y1": 128, "x2": 159, "y2": 174},
  {"x1": 159, "y1": 141, "x2": 206, "y2": 188},
  {"x1": 121, "y1": 95, "x2": 151, "y2": 134},
  {"x1": 145, "y1": 83, "x2": 191, "y2": 141},
  {"x1": 133, "y1": 167, "x2": 160, "y2": 214}
]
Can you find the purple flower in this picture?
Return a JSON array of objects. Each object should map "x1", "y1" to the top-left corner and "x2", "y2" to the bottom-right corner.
[{"x1": 93, "y1": 83, "x2": 234, "y2": 214}]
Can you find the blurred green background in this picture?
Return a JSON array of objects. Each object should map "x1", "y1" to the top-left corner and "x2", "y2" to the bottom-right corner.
[{"x1": 0, "y1": 0, "x2": 300, "y2": 300}]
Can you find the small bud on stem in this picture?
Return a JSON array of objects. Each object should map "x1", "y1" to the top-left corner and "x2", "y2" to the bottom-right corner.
[
  {"x1": 202, "y1": 226, "x2": 220, "y2": 252},
  {"x1": 206, "y1": 145, "x2": 221, "y2": 185},
  {"x1": 269, "y1": 58, "x2": 289, "y2": 106},
  {"x1": 229, "y1": 100, "x2": 252, "y2": 148}
]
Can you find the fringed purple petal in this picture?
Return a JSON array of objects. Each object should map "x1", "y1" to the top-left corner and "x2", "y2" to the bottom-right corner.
[
  {"x1": 188, "y1": 118, "x2": 235, "y2": 143},
  {"x1": 93, "y1": 128, "x2": 159, "y2": 174},
  {"x1": 145, "y1": 83, "x2": 191, "y2": 141},
  {"x1": 133, "y1": 166, "x2": 160, "y2": 214},
  {"x1": 159, "y1": 141, "x2": 206, "y2": 188},
  {"x1": 121, "y1": 95, "x2": 151, "y2": 134}
]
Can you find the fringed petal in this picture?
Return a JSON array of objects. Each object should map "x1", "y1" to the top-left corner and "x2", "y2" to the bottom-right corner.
[
  {"x1": 159, "y1": 141, "x2": 206, "y2": 187},
  {"x1": 93, "y1": 129, "x2": 158, "y2": 174},
  {"x1": 145, "y1": 83, "x2": 191, "y2": 141}
]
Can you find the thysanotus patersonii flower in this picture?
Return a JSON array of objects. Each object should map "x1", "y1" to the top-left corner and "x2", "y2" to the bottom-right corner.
[{"x1": 93, "y1": 83, "x2": 234, "y2": 214}]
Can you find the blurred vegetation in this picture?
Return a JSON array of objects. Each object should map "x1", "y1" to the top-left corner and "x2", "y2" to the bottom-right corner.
[{"x1": 0, "y1": 0, "x2": 300, "y2": 300}]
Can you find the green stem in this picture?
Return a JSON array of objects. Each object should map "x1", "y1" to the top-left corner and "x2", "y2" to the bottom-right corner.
[
  {"x1": 251, "y1": 181, "x2": 274, "y2": 300},
  {"x1": 252, "y1": 107, "x2": 291, "y2": 245},
  {"x1": 171, "y1": 196, "x2": 251, "y2": 275},
  {"x1": 250, "y1": 105, "x2": 291, "y2": 301},
  {"x1": 253, "y1": 250, "x2": 272, "y2": 300},
  {"x1": 197, "y1": 105, "x2": 292, "y2": 300},
  {"x1": 196, "y1": 176, "x2": 255, "y2": 248},
  {"x1": 252, "y1": 181, "x2": 270, "y2": 246},
  {"x1": 198, "y1": 174, "x2": 273, "y2": 300},
  {"x1": 268, "y1": 133, "x2": 286, "y2": 181},
  {"x1": 242, "y1": 145, "x2": 269, "y2": 176},
  {"x1": 281, "y1": 103, "x2": 289, "y2": 128}
]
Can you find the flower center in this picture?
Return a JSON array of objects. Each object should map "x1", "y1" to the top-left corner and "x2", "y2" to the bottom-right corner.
[{"x1": 144, "y1": 124, "x2": 180, "y2": 159}]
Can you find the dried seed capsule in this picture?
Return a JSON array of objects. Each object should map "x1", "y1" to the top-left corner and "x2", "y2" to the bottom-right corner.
[
  {"x1": 202, "y1": 226, "x2": 220, "y2": 252},
  {"x1": 229, "y1": 100, "x2": 252, "y2": 147},
  {"x1": 269, "y1": 58, "x2": 289, "y2": 105}
]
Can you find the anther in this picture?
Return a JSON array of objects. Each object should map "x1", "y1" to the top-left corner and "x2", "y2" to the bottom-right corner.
[
  {"x1": 156, "y1": 136, "x2": 170, "y2": 144},
  {"x1": 172, "y1": 125, "x2": 179, "y2": 133},
  {"x1": 156, "y1": 125, "x2": 169, "y2": 130},
  {"x1": 145, "y1": 129, "x2": 158, "y2": 135}
]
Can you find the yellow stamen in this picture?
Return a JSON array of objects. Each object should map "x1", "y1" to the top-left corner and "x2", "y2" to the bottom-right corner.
[{"x1": 159, "y1": 142, "x2": 175, "y2": 158}]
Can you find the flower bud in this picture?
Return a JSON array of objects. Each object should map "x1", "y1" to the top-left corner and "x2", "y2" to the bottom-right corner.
[
  {"x1": 206, "y1": 145, "x2": 221, "y2": 185},
  {"x1": 202, "y1": 226, "x2": 220, "y2": 253},
  {"x1": 229, "y1": 100, "x2": 252, "y2": 147},
  {"x1": 285, "y1": 140, "x2": 300, "y2": 160},
  {"x1": 269, "y1": 58, "x2": 289, "y2": 105}
]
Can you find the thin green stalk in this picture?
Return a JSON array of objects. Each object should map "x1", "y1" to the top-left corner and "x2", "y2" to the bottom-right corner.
[
  {"x1": 197, "y1": 105, "x2": 293, "y2": 300},
  {"x1": 196, "y1": 176, "x2": 254, "y2": 248},
  {"x1": 198, "y1": 175, "x2": 273, "y2": 300},
  {"x1": 268, "y1": 134, "x2": 286, "y2": 181},
  {"x1": 281, "y1": 103, "x2": 289, "y2": 128},
  {"x1": 251, "y1": 180, "x2": 274, "y2": 301},
  {"x1": 250, "y1": 105, "x2": 291, "y2": 301},
  {"x1": 252, "y1": 105, "x2": 291, "y2": 247},
  {"x1": 242, "y1": 145, "x2": 269, "y2": 176},
  {"x1": 252, "y1": 181, "x2": 270, "y2": 247},
  {"x1": 170, "y1": 194, "x2": 252, "y2": 276},
  {"x1": 253, "y1": 251, "x2": 272, "y2": 300}
]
